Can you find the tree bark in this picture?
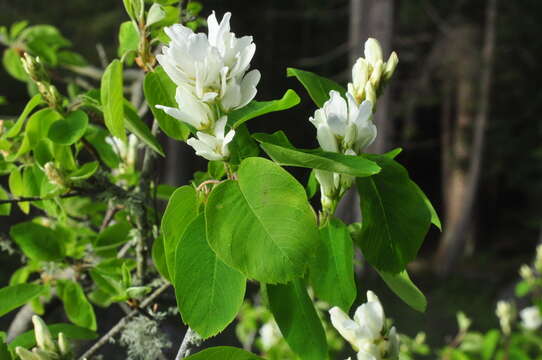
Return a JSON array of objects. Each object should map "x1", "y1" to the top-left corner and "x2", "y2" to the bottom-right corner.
[{"x1": 435, "y1": 0, "x2": 497, "y2": 275}]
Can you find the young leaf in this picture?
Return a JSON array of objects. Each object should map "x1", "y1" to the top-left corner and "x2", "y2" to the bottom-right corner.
[
  {"x1": 8, "y1": 323, "x2": 97, "y2": 350},
  {"x1": 48, "y1": 110, "x2": 89, "y2": 145},
  {"x1": 25, "y1": 108, "x2": 63, "y2": 149},
  {"x1": 94, "y1": 222, "x2": 131, "y2": 256},
  {"x1": 185, "y1": 347, "x2": 264, "y2": 360},
  {"x1": 101, "y1": 59, "x2": 125, "y2": 140},
  {"x1": 227, "y1": 89, "x2": 300, "y2": 128},
  {"x1": 10, "y1": 222, "x2": 66, "y2": 261},
  {"x1": 69, "y1": 161, "x2": 99, "y2": 181},
  {"x1": 144, "y1": 66, "x2": 190, "y2": 140},
  {"x1": 4, "y1": 94, "x2": 43, "y2": 138},
  {"x1": 8, "y1": 167, "x2": 28, "y2": 213},
  {"x1": 174, "y1": 214, "x2": 246, "y2": 338},
  {"x1": 377, "y1": 270, "x2": 427, "y2": 312},
  {"x1": 267, "y1": 279, "x2": 328, "y2": 360},
  {"x1": 161, "y1": 186, "x2": 199, "y2": 282},
  {"x1": 0, "y1": 284, "x2": 46, "y2": 317},
  {"x1": 124, "y1": 101, "x2": 164, "y2": 156},
  {"x1": 152, "y1": 235, "x2": 170, "y2": 281},
  {"x1": 309, "y1": 218, "x2": 356, "y2": 312},
  {"x1": 287, "y1": 67, "x2": 345, "y2": 108},
  {"x1": 118, "y1": 21, "x2": 139, "y2": 60},
  {"x1": 2, "y1": 48, "x2": 28, "y2": 82},
  {"x1": 206, "y1": 157, "x2": 319, "y2": 283},
  {"x1": 254, "y1": 131, "x2": 380, "y2": 177},
  {"x1": 356, "y1": 155, "x2": 431, "y2": 273},
  {"x1": 57, "y1": 280, "x2": 97, "y2": 330},
  {"x1": 0, "y1": 186, "x2": 11, "y2": 216},
  {"x1": 481, "y1": 329, "x2": 500, "y2": 360}
]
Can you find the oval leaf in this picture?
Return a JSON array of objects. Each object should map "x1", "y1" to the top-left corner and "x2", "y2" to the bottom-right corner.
[
  {"x1": 309, "y1": 217, "x2": 356, "y2": 312},
  {"x1": 174, "y1": 214, "x2": 246, "y2": 338},
  {"x1": 48, "y1": 110, "x2": 88, "y2": 145},
  {"x1": 101, "y1": 59, "x2": 125, "y2": 140},
  {"x1": 267, "y1": 280, "x2": 328, "y2": 360},
  {"x1": 377, "y1": 270, "x2": 427, "y2": 312},
  {"x1": 57, "y1": 280, "x2": 97, "y2": 330},
  {"x1": 0, "y1": 284, "x2": 46, "y2": 317},
  {"x1": 185, "y1": 347, "x2": 264, "y2": 360},
  {"x1": 10, "y1": 222, "x2": 65, "y2": 261},
  {"x1": 160, "y1": 186, "x2": 199, "y2": 281},
  {"x1": 206, "y1": 157, "x2": 319, "y2": 283}
]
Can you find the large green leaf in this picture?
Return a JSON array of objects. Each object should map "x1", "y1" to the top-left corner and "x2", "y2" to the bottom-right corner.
[
  {"x1": 227, "y1": 89, "x2": 300, "y2": 128},
  {"x1": 101, "y1": 59, "x2": 125, "y2": 140},
  {"x1": 144, "y1": 66, "x2": 190, "y2": 140},
  {"x1": 377, "y1": 270, "x2": 426, "y2": 312},
  {"x1": 267, "y1": 280, "x2": 328, "y2": 360},
  {"x1": 287, "y1": 67, "x2": 345, "y2": 108},
  {"x1": 57, "y1": 280, "x2": 97, "y2": 330},
  {"x1": 9, "y1": 323, "x2": 97, "y2": 350},
  {"x1": 254, "y1": 131, "x2": 380, "y2": 177},
  {"x1": 0, "y1": 284, "x2": 46, "y2": 317},
  {"x1": 174, "y1": 214, "x2": 246, "y2": 338},
  {"x1": 48, "y1": 110, "x2": 88, "y2": 145},
  {"x1": 309, "y1": 218, "x2": 356, "y2": 312},
  {"x1": 185, "y1": 347, "x2": 264, "y2": 360},
  {"x1": 356, "y1": 155, "x2": 431, "y2": 273},
  {"x1": 160, "y1": 186, "x2": 199, "y2": 282},
  {"x1": 124, "y1": 101, "x2": 165, "y2": 156},
  {"x1": 206, "y1": 157, "x2": 319, "y2": 283},
  {"x1": 10, "y1": 222, "x2": 65, "y2": 261},
  {"x1": 4, "y1": 94, "x2": 43, "y2": 138}
]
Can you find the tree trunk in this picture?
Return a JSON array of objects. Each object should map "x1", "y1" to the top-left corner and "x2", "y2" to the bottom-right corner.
[{"x1": 435, "y1": 0, "x2": 498, "y2": 275}]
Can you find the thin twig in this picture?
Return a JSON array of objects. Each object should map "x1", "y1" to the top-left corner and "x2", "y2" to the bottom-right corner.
[
  {"x1": 96, "y1": 43, "x2": 108, "y2": 69},
  {"x1": 77, "y1": 283, "x2": 170, "y2": 360},
  {"x1": 175, "y1": 327, "x2": 199, "y2": 360}
]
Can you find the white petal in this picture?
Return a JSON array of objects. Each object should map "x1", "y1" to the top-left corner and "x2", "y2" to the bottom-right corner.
[
  {"x1": 353, "y1": 292, "x2": 384, "y2": 340},
  {"x1": 324, "y1": 91, "x2": 348, "y2": 137},
  {"x1": 364, "y1": 38, "x2": 383, "y2": 65},
  {"x1": 214, "y1": 117, "x2": 228, "y2": 139},
  {"x1": 221, "y1": 81, "x2": 242, "y2": 111},
  {"x1": 329, "y1": 307, "x2": 362, "y2": 348},
  {"x1": 238, "y1": 69, "x2": 261, "y2": 108},
  {"x1": 223, "y1": 129, "x2": 235, "y2": 145},
  {"x1": 317, "y1": 124, "x2": 339, "y2": 153}
]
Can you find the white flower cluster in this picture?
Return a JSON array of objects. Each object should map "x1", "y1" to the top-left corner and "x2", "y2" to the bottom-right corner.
[
  {"x1": 329, "y1": 291, "x2": 399, "y2": 360},
  {"x1": 495, "y1": 300, "x2": 516, "y2": 335},
  {"x1": 16, "y1": 316, "x2": 72, "y2": 360},
  {"x1": 310, "y1": 38, "x2": 397, "y2": 213},
  {"x1": 156, "y1": 11, "x2": 260, "y2": 161},
  {"x1": 520, "y1": 306, "x2": 542, "y2": 331}
]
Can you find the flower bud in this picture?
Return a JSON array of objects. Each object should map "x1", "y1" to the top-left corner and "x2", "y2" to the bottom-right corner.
[
  {"x1": 16, "y1": 347, "x2": 41, "y2": 360},
  {"x1": 32, "y1": 316, "x2": 56, "y2": 353},
  {"x1": 520, "y1": 264, "x2": 534, "y2": 282},
  {"x1": 364, "y1": 38, "x2": 383, "y2": 65},
  {"x1": 32, "y1": 348, "x2": 55, "y2": 360},
  {"x1": 364, "y1": 82, "x2": 377, "y2": 107},
  {"x1": 57, "y1": 332, "x2": 71, "y2": 356},
  {"x1": 44, "y1": 162, "x2": 67, "y2": 188},
  {"x1": 383, "y1": 52, "x2": 399, "y2": 81},
  {"x1": 21, "y1": 53, "x2": 48, "y2": 83},
  {"x1": 369, "y1": 60, "x2": 384, "y2": 90},
  {"x1": 126, "y1": 286, "x2": 152, "y2": 299}
]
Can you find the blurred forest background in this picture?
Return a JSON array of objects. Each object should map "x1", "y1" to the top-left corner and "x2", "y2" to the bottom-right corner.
[{"x1": 1, "y1": 0, "x2": 542, "y2": 356}]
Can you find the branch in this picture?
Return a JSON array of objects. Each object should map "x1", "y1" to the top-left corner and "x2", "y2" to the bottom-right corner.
[
  {"x1": 175, "y1": 327, "x2": 200, "y2": 360},
  {"x1": 0, "y1": 192, "x2": 81, "y2": 205},
  {"x1": 77, "y1": 283, "x2": 170, "y2": 360}
]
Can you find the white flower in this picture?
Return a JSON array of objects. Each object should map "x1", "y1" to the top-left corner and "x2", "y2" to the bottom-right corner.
[
  {"x1": 330, "y1": 291, "x2": 399, "y2": 360},
  {"x1": 156, "y1": 86, "x2": 216, "y2": 131},
  {"x1": 186, "y1": 117, "x2": 235, "y2": 161},
  {"x1": 259, "y1": 321, "x2": 281, "y2": 351},
  {"x1": 520, "y1": 306, "x2": 542, "y2": 330},
  {"x1": 156, "y1": 11, "x2": 260, "y2": 111},
  {"x1": 496, "y1": 301, "x2": 515, "y2": 335},
  {"x1": 310, "y1": 90, "x2": 376, "y2": 155},
  {"x1": 348, "y1": 38, "x2": 398, "y2": 105}
]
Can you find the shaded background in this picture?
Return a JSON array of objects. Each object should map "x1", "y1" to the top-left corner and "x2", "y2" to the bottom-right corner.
[{"x1": 1, "y1": 0, "x2": 542, "y2": 357}]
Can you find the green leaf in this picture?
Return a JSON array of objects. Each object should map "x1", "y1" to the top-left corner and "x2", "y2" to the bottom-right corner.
[
  {"x1": 254, "y1": 131, "x2": 380, "y2": 177},
  {"x1": 481, "y1": 329, "x2": 500, "y2": 360},
  {"x1": 69, "y1": 161, "x2": 99, "y2": 181},
  {"x1": 85, "y1": 125, "x2": 120, "y2": 169},
  {"x1": 185, "y1": 347, "x2": 264, "y2": 360},
  {"x1": 0, "y1": 284, "x2": 46, "y2": 317},
  {"x1": 8, "y1": 323, "x2": 97, "y2": 350},
  {"x1": 412, "y1": 181, "x2": 441, "y2": 230},
  {"x1": 124, "y1": 102, "x2": 164, "y2": 156},
  {"x1": 118, "y1": 21, "x2": 139, "y2": 60},
  {"x1": 57, "y1": 280, "x2": 97, "y2": 330},
  {"x1": 34, "y1": 139, "x2": 54, "y2": 167},
  {"x1": 144, "y1": 66, "x2": 190, "y2": 140},
  {"x1": 356, "y1": 155, "x2": 431, "y2": 273},
  {"x1": 0, "y1": 186, "x2": 11, "y2": 216},
  {"x1": 8, "y1": 167, "x2": 28, "y2": 213},
  {"x1": 2, "y1": 48, "x2": 28, "y2": 82},
  {"x1": 309, "y1": 218, "x2": 356, "y2": 312},
  {"x1": 10, "y1": 222, "x2": 66, "y2": 261},
  {"x1": 287, "y1": 67, "x2": 345, "y2": 108},
  {"x1": 24, "y1": 108, "x2": 63, "y2": 150},
  {"x1": 267, "y1": 279, "x2": 328, "y2": 360},
  {"x1": 306, "y1": 169, "x2": 318, "y2": 200},
  {"x1": 101, "y1": 59, "x2": 125, "y2": 140},
  {"x1": 48, "y1": 110, "x2": 89, "y2": 145},
  {"x1": 174, "y1": 214, "x2": 246, "y2": 338},
  {"x1": 161, "y1": 186, "x2": 199, "y2": 282},
  {"x1": 57, "y1": 50, "x2": 88, "y2": 66},
  {"x1": 228, "y1": 124, "x2": 260, "y2": 165},
  {"x1": 152, "y1": 235, "x2": 170, "y2": 281},
  {"x1": 94, "y1": 222, "x2": 131, "y2": 256},
  {"x1": 0, "y1": 338, "x2": 11, "y2": 360},
  {"x1": 206, "y1": 157, "x2": 319, "y2": 283},
  {"x1": 377, "y1": 270, "x2": 427, "y2": 312},
  {"x1": 4, "y1": 94, "x2": 43, "y2": 138},
  {"x1": 227, "y1": 89, "x2": 300, "y2": 128}
]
